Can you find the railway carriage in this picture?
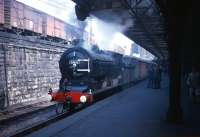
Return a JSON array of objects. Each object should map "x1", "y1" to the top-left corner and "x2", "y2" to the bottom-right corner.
[{"x1": 0, "y1": 0, "x2": 83, "y2": 40}]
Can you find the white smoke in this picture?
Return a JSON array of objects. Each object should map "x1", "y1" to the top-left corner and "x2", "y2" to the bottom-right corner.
[{"x1": 84, "y1": 14, "x2": 134, "y2": 54}]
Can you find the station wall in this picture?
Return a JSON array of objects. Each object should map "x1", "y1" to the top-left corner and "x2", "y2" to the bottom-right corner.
[{"x1": 0, "y1": 32, "x2": 67, "y2": 109}]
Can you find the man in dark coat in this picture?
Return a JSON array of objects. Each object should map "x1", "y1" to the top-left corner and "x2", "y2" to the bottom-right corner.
[
  {"x1": 154, "y1": 65, "x2": 162, "y2": 89},
  {"x1": 147, "y1": 65, "x2": 154, "y2": 88}
]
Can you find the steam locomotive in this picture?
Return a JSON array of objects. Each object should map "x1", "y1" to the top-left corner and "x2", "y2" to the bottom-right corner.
[{"x1": 48, "y1": 45, "x2": 152, "y2": 113}]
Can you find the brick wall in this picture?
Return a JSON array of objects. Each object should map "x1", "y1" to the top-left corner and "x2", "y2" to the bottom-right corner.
[{"x1": 0, "y1": 32, "x2": 68, "y2": 109}]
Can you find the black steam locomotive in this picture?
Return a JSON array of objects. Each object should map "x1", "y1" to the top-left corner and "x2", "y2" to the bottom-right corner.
[{"x1": 49, "y1": 45, "x2": 152, "y2": 113}]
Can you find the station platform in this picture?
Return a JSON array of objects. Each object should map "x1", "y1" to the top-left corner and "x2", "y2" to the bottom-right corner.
[{"x1": 26, "y1": 77, "x2": 200, "y2": 137}]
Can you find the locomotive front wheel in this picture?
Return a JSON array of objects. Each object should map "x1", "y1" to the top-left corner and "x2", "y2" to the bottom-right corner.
[{"x1": 56, "y1": 103, "x2": 65, "y2": 114}]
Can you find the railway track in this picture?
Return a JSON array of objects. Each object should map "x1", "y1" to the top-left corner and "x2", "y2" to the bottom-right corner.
[
  {"x1": 7, "y1": 81, "x2": 140, "y2": 137},
  {"x1": 8, "y1": 85, "x2": 122, "y2": 137},
  {"x1": 9, "y1": 104, "x2": 88, "y2": 137}
]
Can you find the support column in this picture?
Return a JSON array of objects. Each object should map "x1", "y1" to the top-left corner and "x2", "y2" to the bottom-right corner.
[
  {"x1": 166, "y1": 0, "x2": 185, "y2": 123},
  {"x1": 166, "y1": 37, "x2": 182, "y2": 123}
]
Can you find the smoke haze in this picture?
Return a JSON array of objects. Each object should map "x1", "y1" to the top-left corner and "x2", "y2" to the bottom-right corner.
[{"x1": 84, "y1": 11, "x2": 134, "y2": 54}]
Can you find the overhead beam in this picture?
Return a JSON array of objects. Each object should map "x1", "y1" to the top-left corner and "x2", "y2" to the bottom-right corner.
[{"x1": 121, "y1": 0, "x2": 165, "y2": 59}]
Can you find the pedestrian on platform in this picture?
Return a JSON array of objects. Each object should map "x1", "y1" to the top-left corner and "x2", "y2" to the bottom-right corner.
[
  {"x1": 147, "y1": 64, "x2": 154, "y2": 88},
  {"x1": 154, "y1": 65, "x2": 162, "y2": 89},
  {"x1": 187, "y1": 66, "x2": 200, "y2": 102}
]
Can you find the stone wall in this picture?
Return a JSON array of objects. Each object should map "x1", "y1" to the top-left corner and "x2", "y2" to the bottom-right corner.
[{"x1": 0, "y1": 32, "x2": 68, "y2": 109}]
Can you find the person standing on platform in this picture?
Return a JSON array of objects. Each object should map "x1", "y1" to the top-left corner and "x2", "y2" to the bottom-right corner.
[
  {"x1": 187, "y1": 66, "x2": 200, "y2": 102},
  {"x1": 154, "y1": 65, "x2": 162, "y2": 89},
  {"x1": 147, "y1": 65, "x2": 154, "y2": 88}
]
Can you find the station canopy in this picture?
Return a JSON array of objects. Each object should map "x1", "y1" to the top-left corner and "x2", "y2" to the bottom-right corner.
[{"x1": 73, "y1": 0, "x2": 168, "y2": 60}]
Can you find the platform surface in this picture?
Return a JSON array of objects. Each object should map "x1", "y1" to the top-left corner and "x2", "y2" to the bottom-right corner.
[{"x1": 26, "y1": 77, "x2": 200, "y2": 137}]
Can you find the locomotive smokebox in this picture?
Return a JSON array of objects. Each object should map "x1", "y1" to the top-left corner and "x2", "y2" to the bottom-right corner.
[{"x1": 59, "y1": 46, "x2": 121, "y2": 85}]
